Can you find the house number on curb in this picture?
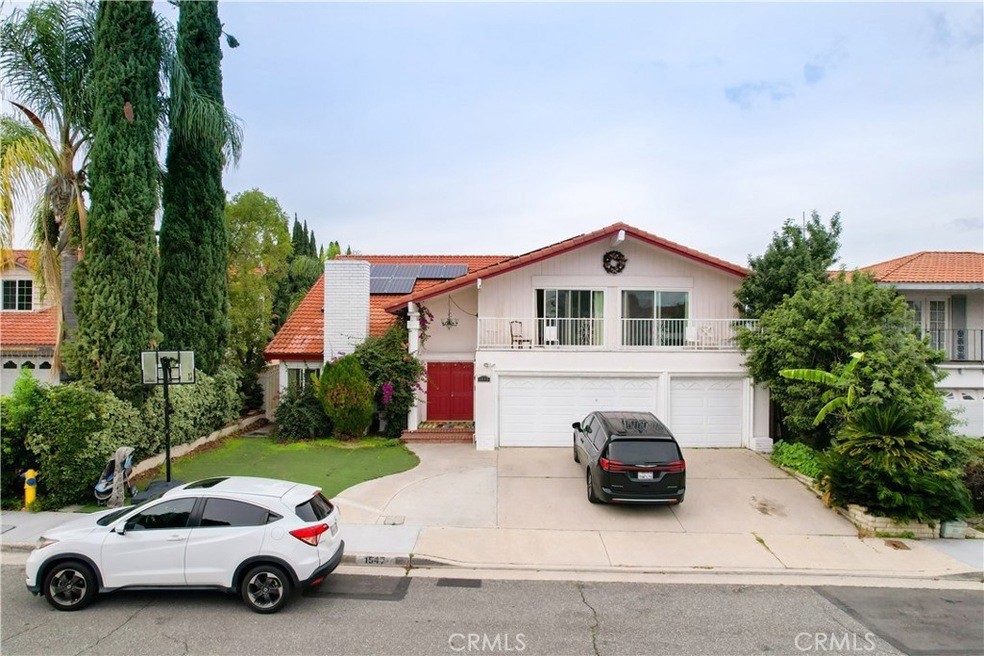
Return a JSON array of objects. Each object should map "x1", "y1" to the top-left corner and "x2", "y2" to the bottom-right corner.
[{"x1": 362, "y1": 555, "x2": 394, "y2": 566}]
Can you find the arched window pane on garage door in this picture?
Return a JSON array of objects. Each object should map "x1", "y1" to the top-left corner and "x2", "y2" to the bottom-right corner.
[
  {"x1": 2, "y1": 361, "x2": 16, "y2": 369},
  {"x1": 21, "y1": 361, "x2": 34, "y2": 369},
  {"x1": 39, "y1": 361, "x2": 52, "y2": 370}
]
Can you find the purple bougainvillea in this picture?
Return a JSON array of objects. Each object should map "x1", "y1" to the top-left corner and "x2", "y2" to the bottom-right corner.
[{"x1": 381, "y1": 381, "x2": 394, "y2": 406}]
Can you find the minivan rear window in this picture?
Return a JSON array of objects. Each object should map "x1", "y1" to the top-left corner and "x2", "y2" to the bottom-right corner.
[
  {"x1": 607, "y1": 440, "x2": 681, "y2": 464},
  {"x1": 294, "y1": 493, "x2": 333, "y2": 522}
]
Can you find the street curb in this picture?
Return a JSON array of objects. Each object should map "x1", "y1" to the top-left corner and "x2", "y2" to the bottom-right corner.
[
  {"x1": 1, "y1": 543, "x2": 35, "y2": 553},
  {"x1": 338, "y1": 550, "x2": 984, "y2": 582}
]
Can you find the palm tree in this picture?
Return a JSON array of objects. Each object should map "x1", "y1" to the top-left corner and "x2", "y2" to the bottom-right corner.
[{"x1": 0, "y1": 0, "x2": 241, "y2": 370}]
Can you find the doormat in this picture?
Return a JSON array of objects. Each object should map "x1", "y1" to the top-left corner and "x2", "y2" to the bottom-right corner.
[{"x1": 417, "y1": 421, "x2": 475, "y2": 431}]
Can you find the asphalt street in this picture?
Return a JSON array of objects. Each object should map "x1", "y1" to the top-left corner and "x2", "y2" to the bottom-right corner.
[{"x1": 1, "y1": 566, "x2": 981, "y2": 656}]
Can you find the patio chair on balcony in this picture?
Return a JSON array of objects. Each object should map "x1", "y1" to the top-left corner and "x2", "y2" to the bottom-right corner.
[{"x1": 510, "y1": 321, "x2": 532, "y2": 349}]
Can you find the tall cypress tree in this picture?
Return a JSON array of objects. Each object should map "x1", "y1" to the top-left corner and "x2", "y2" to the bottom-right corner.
[
  {"x1": 158, "y1": 0, "x2": 229, "y2": 374},
  {"x1": 73, "y1": 0, "x2": 161, "y2": 402}
]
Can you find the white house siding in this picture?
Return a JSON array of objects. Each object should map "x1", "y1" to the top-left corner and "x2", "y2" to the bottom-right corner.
[{"x1": 476, "y1": 237, "x2": 742, "y2": 322}]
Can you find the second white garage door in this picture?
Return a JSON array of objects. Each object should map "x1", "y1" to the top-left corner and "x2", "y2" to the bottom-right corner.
[
  {"x1": 498, "y1": 376, "x2": 658, "y2": 447},
  {"x1": 669, "y1": 377, "x2": 744, "y2": 447}
]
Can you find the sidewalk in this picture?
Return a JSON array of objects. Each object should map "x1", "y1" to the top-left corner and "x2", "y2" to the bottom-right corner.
[{"x1": 3, "y1": 509, "x2": 981, "y2": 585}]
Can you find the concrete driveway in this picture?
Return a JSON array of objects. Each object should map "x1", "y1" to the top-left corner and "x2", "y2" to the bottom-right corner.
[{"x1": 336, "y1": 445, "x2": 855, "y2": 537}]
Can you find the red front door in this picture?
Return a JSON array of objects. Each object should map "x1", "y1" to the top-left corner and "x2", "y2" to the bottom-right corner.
[{"x1": 426, "y1": 362, "x2": 474, "y2": 421}]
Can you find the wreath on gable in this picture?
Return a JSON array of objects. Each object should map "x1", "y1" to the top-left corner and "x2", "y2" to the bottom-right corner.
[{"x1": 603, "y1": 250, "x2": 627, "y2": 274}]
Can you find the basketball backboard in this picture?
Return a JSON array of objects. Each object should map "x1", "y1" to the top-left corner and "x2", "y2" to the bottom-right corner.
[{"x1": 141, "y1": 350, "x2": 196, "y2": 385}]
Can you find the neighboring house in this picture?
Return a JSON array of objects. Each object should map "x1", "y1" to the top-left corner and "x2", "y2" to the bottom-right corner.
[
  {"x1": 859, "y1": 251, "x2": 984, "y2": 437},
  {"x1": 269, "y1": 223, "x2": 771, "y2": 452},
  {"x1": 0, "y1": 250, "x2": 59, "y2": 395}
]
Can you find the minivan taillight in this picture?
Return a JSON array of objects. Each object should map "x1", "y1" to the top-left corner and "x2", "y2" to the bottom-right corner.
[
  {"x1": 658, "y1": 460, "x2": 686, "y2": 473},
  {"x1": 600, "y1": 458, "x2": 627, "y2": 472},
  {"x1": 289, "y1": 523, "x2": 329, "y2": 546}
]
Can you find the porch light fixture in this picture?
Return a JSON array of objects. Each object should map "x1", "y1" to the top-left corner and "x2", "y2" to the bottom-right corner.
[{"x1": 441, "y1": 297, "x2": 459, "y2": 329}]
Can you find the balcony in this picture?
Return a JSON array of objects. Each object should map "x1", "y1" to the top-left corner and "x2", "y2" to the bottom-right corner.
[
  {"x1": 477, "y1": 318, "x2": 757, "y2": 351},
  {"x1": 920, "y1": 328, "x2": 984, "y2": 363}
]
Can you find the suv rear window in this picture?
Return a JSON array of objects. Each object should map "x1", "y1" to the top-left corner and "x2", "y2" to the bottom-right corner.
[
  {"x1": 607, "y1": 440, "x2": 681, "y2": 464},
  {"x1": 294, "y1": 493, "x2": 333, "y2": 522}
]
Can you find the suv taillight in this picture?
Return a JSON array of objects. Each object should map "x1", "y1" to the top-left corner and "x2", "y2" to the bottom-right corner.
[{"x1": 290, "y1": 523, "x2": 328, "y2": 546}]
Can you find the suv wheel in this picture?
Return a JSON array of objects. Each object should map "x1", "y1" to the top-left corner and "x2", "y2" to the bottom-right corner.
[
  {"x1": 241, "y1": 565, "x2": 291, "y2": 614},
  {"x1": 586, "y1": 470, "x2": 601, "y2": 504},
  {"x1": 43, "y1": 561, "x2": 97, "y2": 611}
]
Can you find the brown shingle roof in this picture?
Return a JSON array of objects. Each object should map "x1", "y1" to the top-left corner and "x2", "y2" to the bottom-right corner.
[{"x1": 860, "y1": 251, "x2": 984, "y2": 284}]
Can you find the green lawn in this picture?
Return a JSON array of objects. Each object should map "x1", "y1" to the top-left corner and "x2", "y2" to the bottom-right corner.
[{"x1": 137, "y1": 437, "x2": 419, "y2": 498}]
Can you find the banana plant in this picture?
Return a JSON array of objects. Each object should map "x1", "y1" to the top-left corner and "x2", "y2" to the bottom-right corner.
[{"x1": 780, "y1": 352, "x2": 865, "y2": 426}]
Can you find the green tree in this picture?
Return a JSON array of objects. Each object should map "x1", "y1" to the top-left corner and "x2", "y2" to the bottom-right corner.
[
  {"x1": 158, "y1": 0, "x2": 232, "y2": 375},
  {"x1": 737, "y1": 274, "x2": 950, "y2": 448},
  {"x1": 735, "y1": 211, "x2": 842, "y2": 319},
  {"x1": 326, "y1": 240, "x2": 341, "y2": 260},
  {"x1": 0, "y1": 0, "x2": 97, "y2": 354},
  {"x1": 312, "y1": 354, "x2": 374, "y2": 439},
  {"x1": 72, "y1": 0, "x2": 162, "y2": 402},
  {"x1": 271, "y1": 215, "x2": 323, "y2": 329},
  {"x1": 225, "y1": 189, "x2": 291, "y2": 407}
]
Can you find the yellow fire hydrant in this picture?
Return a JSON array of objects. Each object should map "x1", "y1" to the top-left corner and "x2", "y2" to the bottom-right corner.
[{"x1": 23, "y1": 469, "x2": 39, "y2": 508}]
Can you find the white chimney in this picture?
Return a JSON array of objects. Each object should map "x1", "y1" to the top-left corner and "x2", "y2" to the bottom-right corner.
[{"x1": 323, "y1": 260, "x2": 370, "y2": 360}]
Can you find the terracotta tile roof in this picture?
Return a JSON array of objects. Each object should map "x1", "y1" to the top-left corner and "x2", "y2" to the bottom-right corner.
[
  {"x1": 1, "y1": 249, "x2": 35, "y2": 271},
  {"x1": 384, "y1": 221, "x2": 748, "y2": 312},
  {"x1": 860, "y1": 251, "x2": 984, "y2": 284},
  {"x1": 0, "y1": 307, "x2": 57, "y2": 352},
  {"x1": 264, "y1": 255, "x2": 509, "y2": 361}
]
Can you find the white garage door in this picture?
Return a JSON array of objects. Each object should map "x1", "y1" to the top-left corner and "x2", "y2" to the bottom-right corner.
[
  {"x1": 670, "y1": 377, "x2": 744, "y2": 447},
  {"x1": 498, "y1": 376, "x2": 658, "y2": 447},
  {"x1": 943, "y1": 389, "x2": 984, "y2": 438}
]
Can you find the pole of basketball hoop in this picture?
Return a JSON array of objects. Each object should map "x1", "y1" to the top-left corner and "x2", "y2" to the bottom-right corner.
[{"x1": 161, "y1": 356, "x2": 173, "y2": 483}]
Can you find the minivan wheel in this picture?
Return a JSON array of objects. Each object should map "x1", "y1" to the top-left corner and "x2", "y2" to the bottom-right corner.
[
  {"x1": 43, "y1": 560, "x2": 97, "y2": 611},
  {"x1": 586, "y1": 470, "x2": 601, "y2": 504},
  {"x1": 241, "y1": 565, "x2": 291, "y2": 614}
]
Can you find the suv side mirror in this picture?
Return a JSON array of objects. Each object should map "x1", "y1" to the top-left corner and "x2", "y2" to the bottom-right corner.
[
  {"x1": 571, "y1": 422, "x2": 581, "y2": 430},
  {"x1": 112, "y1": 523, "x2": 127, "y2": 536}
]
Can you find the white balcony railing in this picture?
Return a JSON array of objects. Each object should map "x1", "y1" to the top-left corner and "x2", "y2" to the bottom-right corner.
[{"x1": 477, "y1": 317, "x2": 757, "y2": 351}]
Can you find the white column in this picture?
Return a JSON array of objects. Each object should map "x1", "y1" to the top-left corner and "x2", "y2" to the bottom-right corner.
[
  {"x1": 278, "y1": 362, "x2": 288, "y2": 394},
  {"x1": 407, "y1": 302, "x2": 421, "y2": 431}
]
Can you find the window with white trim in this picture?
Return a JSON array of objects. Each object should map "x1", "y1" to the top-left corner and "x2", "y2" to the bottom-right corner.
[
  {"x1": 621, "y1": 290, "x2": 689, "y2": 346},
  {"x1": 2, "y1": 280, "x2": 32, "y2": 311},
  {"x1": 535, "y1": 289, "x2": 604, "y2": 346}
]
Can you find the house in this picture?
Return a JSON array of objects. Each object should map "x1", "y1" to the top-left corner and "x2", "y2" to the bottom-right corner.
[
  {"x1": 859, "y1": 251, "x2": 984, "y2": 437},
  {"x1": 0, "y1": 250, "x2": 59, "y2": 395},
  {"x1": 267, "y1": 222, "x2": 771, "y2": 451},
  {"x1": 263, "y1": 255, "x2": 506, "y2": 407}
]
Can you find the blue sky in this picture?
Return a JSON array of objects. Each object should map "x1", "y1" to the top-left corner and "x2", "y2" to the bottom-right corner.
[{"x1": 23, "y1": 2, "x2": 984, "y2": 268}]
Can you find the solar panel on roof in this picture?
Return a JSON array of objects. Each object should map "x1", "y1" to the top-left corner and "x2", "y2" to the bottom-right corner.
[{"x1": 368, "y1": 262, "x2": 470, "y2": 296}]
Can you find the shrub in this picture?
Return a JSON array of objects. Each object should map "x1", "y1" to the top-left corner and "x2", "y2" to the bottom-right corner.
[
  {"x1": 0, "y1": 372, "x2": 49, "y2": 504},
  {"x1": 738, "y1": 274, "x2": 951, "y2": 448},
  {"x1": 274, "y1": 384, "x2": 332, "y2": 441},
  {"x1": 821, "y1": 402, "x2": 973, "y2": 522},
  {"x1": 354, "y1": 325, "x2": 426, "y2": 438},
  {"x1": 770, "y1": 440, "x2": 822, "y2": 479},
  {"x1": 25, "y1": 384, "x2": 147, "y2": 509},
  {"x1": 960, "y1": 438, "x2": 984, "y2": 514},
  {"x1": 140, "y1": 366, "x2": 242, "y2": 453},
  {"x1": 312, "y1": 355, "x2": 374, "y2": 439}
]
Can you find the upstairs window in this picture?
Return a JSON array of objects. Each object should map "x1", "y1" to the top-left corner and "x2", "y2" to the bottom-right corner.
[
  {"x1": 535, "y1": 289, "x2": 604, "y2": 346},
  {"x1": 621, "y1": 290, "x2": 689, "y2": 346},
  {"x1": 2, "y1": 280, "x2": 32, "y2": 311}
]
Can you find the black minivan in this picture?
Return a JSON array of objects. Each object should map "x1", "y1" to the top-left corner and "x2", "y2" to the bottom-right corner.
[{"x1": 573, "y1": 411, "x2": 686, "y2": 505}]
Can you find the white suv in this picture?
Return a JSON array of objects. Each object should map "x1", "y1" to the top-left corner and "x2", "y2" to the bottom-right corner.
[{"x1": 25, "y1": 476, "x2": 344, "y2": 614}]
